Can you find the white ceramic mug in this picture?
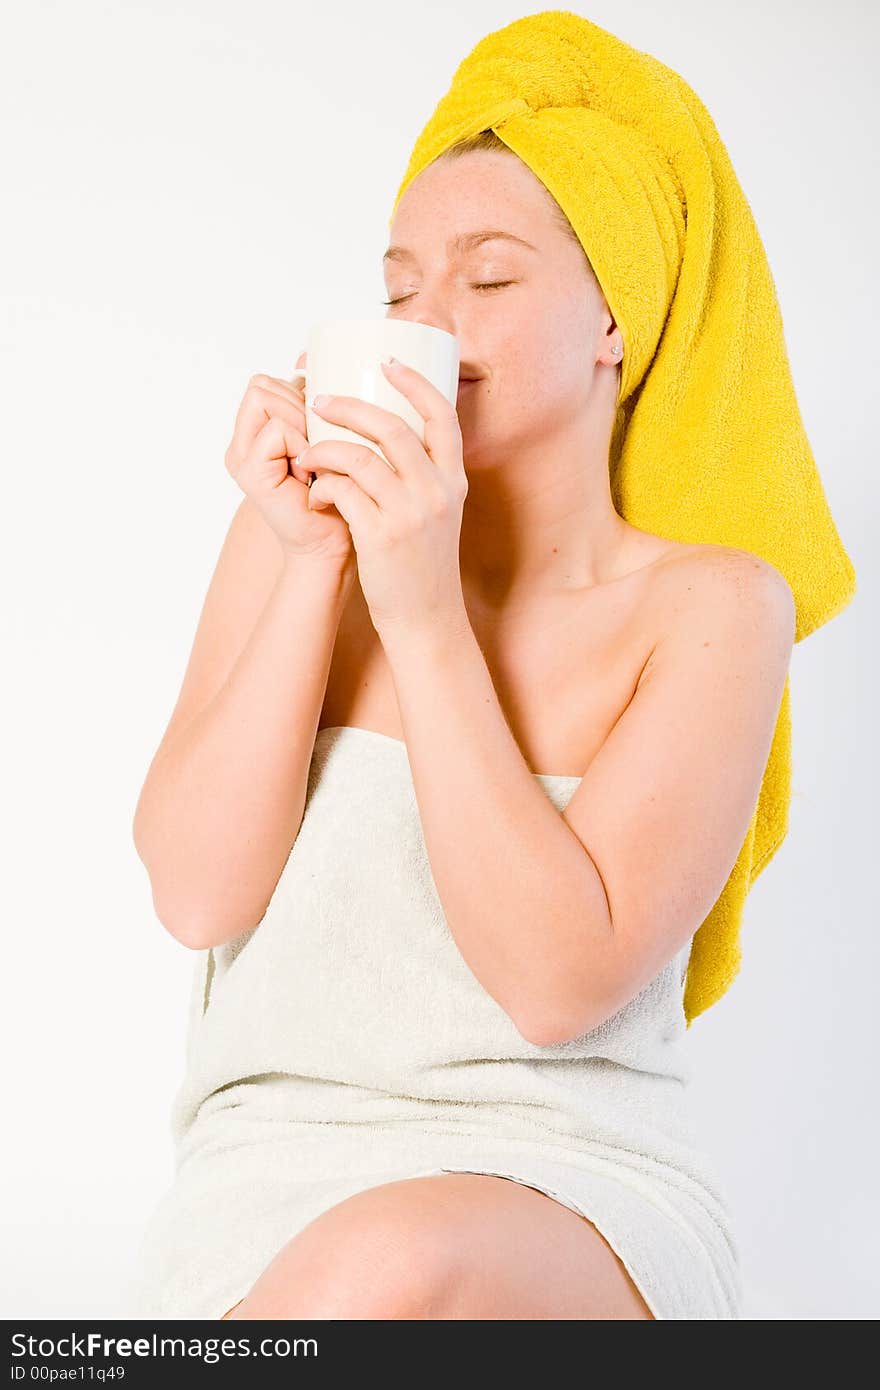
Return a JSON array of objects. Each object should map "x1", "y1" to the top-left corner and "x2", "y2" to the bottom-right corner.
[{"x1": 291, "y1": 318, "x2": 459, "y2": 469}]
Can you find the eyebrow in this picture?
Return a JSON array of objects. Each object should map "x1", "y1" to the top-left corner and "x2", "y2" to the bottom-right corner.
[{"x1": 382, "y1": 229, "x2": 538, "y2": 265}]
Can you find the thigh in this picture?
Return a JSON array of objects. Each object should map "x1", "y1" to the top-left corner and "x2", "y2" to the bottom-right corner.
[{"x1": 225, "y1": 1172, "x2": 654, "y2": 1320}]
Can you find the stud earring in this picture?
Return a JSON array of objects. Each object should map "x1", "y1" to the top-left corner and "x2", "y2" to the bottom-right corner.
[{"x1": 611, "y1": 344, "x2": 622, "y2": 357}]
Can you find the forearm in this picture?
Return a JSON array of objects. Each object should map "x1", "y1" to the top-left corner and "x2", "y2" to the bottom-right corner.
[
  {"x1": 382, "y1": 616, "x2": 614, "y2": 1045},
  {"x1": 134, "y1": 557, "x2": 354, "y2": 949}
]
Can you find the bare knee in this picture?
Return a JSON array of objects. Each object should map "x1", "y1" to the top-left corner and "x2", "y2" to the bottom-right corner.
[
  {"x1": 230, "y1": 1186, "x2": 459, "y2": 1319},
  {"x1": 290, "y1": 1222, "x2": 448, "y2": 1318}
]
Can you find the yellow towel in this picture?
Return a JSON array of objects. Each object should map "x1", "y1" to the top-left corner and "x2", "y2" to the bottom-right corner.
[{"x1": 388, "y1": 10, "x2": 857, "y2": 1025}]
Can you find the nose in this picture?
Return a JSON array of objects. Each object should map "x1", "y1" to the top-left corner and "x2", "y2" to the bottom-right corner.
[{"x1": 405, "y1": 306, "x2": 458, "y2": 341}]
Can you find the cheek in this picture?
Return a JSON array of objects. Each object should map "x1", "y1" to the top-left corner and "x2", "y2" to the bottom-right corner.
[
  {"x1": 499, "y1": 343, "x2": 581, "y2": 407},
  {"x1": 483, "y1": 298, "x2": 587, "y2": 406},
  {"x1": 501, "y1": 301, "x2": 572, "y2": 373},
  {"x1": 488, "y1": 334, "x2": 543, "y2": 396}
]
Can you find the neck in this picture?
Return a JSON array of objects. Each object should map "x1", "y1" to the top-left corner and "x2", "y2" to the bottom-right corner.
[{"x1": 458, "y1": 462, "x2": 632, "y2": 613}]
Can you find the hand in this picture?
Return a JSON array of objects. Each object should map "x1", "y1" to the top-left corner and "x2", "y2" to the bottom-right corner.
[
  {"x1": 223, "y1": 351, "x2": 355, "y2": 572},
  {"x1": 300, "y1": 358, "x2": 469, "y2": 643}
]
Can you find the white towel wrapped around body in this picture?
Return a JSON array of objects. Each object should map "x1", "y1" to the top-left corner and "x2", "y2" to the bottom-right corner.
[{"x1": 128, "y1": 726, "x2": 742, "y2": 1320}]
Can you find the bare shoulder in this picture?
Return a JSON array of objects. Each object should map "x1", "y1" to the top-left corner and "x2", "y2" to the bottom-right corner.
[
  {"x1": 640, "y1": 542, "x2": 796, "y2": 684},
  {"x1": 658, "y1": 541, "x2": 793, "y2": 619}
]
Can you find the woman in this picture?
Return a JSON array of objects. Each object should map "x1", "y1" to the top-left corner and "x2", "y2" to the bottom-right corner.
[{"x1": 129, "y1": 13, "x2": 854, "y2": 1321}]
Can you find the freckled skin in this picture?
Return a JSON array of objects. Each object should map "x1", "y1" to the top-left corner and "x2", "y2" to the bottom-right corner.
[{"x1": 383, "y1": 149, "x2": 665, "y2": 608}]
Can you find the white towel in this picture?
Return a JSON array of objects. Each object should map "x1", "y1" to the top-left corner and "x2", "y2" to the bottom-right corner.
[{"x1": 127, "y1": 726, "x2": 742, "y2": 1320}]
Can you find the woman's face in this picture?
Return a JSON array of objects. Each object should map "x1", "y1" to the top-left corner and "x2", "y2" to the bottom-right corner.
[{"x1": 383, "y1": 149, "x2": 613, "y2": 472}]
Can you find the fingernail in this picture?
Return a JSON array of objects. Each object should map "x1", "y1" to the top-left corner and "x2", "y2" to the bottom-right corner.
[
  {"x1": 311, "y1": 393, "x2": 331, "y2": 409},
  {"x1": 382, "y1": 356, "x2": 400, "y2": 369}
]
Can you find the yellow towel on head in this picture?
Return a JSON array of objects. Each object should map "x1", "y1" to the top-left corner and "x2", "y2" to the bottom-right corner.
[{"x1": 388, "y1": 10, "x2": 857, "y2": 1025}]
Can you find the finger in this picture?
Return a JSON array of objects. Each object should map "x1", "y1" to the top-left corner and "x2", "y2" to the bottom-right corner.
[
  {"x1": 249, "y1": 372, "x2": 307, "y2": 407},
  {"x1": 307, "y1": 394, "x2": 430, "y2": 490},
  {"x1": 234, "y1": 385, "x2": 305, "y2": 442},
  {"x1": 307, "y1": 472, "x2": 378, "y2": 533},
  {"x1": 379, "y1": 357, "x2": 464, "y2": 483},
  {"x1": 233, "y1": 383, "x2": 307, "y2": 456},
  {"x1": 236, "y1": 415, "x2": 304, "y2": 490},
  {"x1": 228, "y1": 415, "x2": 307, "y2": 492},
  {"x1": 299, "y1": 440, "x2": 399, "y2": 510}
]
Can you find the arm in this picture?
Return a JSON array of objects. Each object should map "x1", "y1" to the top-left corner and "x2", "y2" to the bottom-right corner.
[
  {"x1": 133, "y1": 522, "x2": 355, "y2": 950},
  {"x1": 381, "y1": 550, "x2": 796, "y2": 1045}
]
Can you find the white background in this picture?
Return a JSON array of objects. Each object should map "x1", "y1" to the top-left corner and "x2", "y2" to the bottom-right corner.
[{"x1": 3, "y1": 0, "x2": 877, "y2": 1320}]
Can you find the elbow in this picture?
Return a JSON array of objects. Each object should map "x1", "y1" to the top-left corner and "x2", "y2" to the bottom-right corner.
[
  {"x1": 512, "y1": 964, "x2": 609, "y2": 1044},
  {"x1": 509, "y1": 953, "x2": 606, "y2": 1046},
  {"x1": 516, "y1": 1019, "x2": 591, "y2": 1049},
  {"x1": 167, "y1": 921, "x2": 213, "y2": 952},
  {"x1": 513, "y1": 1001, "x2": 594, "y2": 1048},
  {"x1": 134, "y1": 851, "x2": 204, "y2": 949},
  {"x1": 144, "y1": 870, "x2": 222, "y2": 949},
  {"x1": 135, "y1": 847, "x2": 239, "y2": 950},
  {"x1": 153, "y1": 893, "x2": 213, "y2": 951},
  {"x1": 153, "y1": 889, "x2": 268, "y2": 951}
]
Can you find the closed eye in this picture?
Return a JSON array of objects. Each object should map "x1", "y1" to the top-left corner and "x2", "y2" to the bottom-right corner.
[{"x1": 382, "y1": 282, "x2": 515, "y2": 306}]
